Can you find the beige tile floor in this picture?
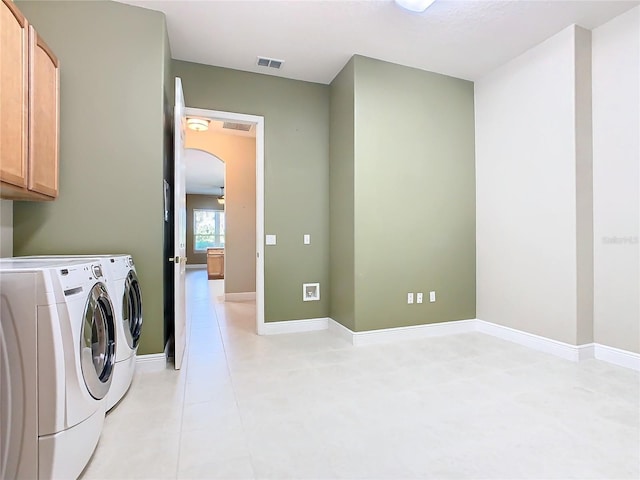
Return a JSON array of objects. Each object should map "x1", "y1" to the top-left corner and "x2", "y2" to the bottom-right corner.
[{"x1": 81, "y1": 269, "x2": 640, "y2": 479}]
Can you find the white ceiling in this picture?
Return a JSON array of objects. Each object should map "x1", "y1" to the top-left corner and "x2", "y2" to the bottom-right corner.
[
  {"x1": 138, "y1": 0, "x2": 636, "y2": 194},
  {"x1": 185, "y1": 148, "x2": 225, "y2": 194},
  {"x1": 116, "y1": 0, "x2": 637, "y2": 84}
]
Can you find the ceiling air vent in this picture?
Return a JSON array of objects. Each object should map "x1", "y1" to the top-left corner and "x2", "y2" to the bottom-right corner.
[
  {"x1": 256, "y1": 56, "x2": 284, "y2": 69},
  {"x1": 223, "y1": 122, "x2": 252, "y2": 132}
]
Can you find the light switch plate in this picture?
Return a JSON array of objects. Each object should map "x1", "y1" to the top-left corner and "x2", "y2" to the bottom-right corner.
[
  {"x1": 303, "y1": 234, "x2": 311, "y2": 245},
  {"x1": 266, "y1": 235, "x2": 277, "y2": 245}
]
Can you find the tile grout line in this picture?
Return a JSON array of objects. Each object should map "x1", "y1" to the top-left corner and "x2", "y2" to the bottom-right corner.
[
  {"x1": 174, "y1": 279, "x2": 204, "y2": 479},
  {"x1": 212, "y1": 296, "x2": 259, "y2": 479},
  {"x1": 173, "y1": 327, "x2": 190, "y2": 479}
]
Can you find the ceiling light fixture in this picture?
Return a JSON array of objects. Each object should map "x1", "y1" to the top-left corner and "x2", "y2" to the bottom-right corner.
[
  {"x1": 394, "y1": 0, "x2": 436, "y2": 13},
  {"x1": 187, "y1": 118, "x2": 210, "y2": 132}
]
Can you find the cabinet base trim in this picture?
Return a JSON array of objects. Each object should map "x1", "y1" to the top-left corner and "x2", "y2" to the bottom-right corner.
[{"x1": 225, "y1": 291, "x2": 256, "y2": 302}]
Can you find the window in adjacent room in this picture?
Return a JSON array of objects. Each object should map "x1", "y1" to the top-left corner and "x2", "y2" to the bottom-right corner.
[{"x1": 193, "y1": 209, "x2": 225, "y2": 251}]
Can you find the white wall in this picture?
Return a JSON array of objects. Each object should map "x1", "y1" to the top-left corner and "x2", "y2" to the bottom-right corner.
[
  {"x1": 0, "y1": 200, "x2": 13, "y2": 257},
  {"x1": 592, "y1": 7, "x2": 640, "y2": 353},
  {"x1": 475, "y1": 26, "x2": 593, "y2": 345}
]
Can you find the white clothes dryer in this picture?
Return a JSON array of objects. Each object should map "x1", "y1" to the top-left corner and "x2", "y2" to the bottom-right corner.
[
  {"x1": 0, "y1": 258, "x2": 116, "y2": 479},
  {"x1": 100, "y1": 255, "x2": 142, "y2": 411},
  {"x1": 18, "y1": 254, "x2": 143, "y2": 411}
]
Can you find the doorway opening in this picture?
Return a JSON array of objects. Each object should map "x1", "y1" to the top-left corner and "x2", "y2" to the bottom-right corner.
[{"x1": 181, "y1": 107, "x2": 265, "y2": 335}]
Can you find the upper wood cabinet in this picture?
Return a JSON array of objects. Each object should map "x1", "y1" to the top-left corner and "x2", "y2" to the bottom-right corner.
[
  {"x1": 0, "y1": 0, "x2": 28, "y2": 191},
  {"x1": 28, "y1": 26, "x2": 59, "y2": 198},
  {"x1": 1, "y1": 0, "x2": 59, "y2": 201}
]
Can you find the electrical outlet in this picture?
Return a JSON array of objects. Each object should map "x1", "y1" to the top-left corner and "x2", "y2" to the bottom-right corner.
[
  {"x1": 429, "y1": 291, "x2": 436, "y2": 303},
  {"x1": 407, "y1": 293, "x2": 414, "y2": 304},
  {"x1": 416, "y1": 293, "x2": 423, "y2": 304}
]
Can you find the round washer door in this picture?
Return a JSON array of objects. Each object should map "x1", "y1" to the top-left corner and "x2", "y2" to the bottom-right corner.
[
  {"x1": 0, "y1": 297, "x2": 24, "y2": 479},
  {"x1": 81, "y1": 283, "x2": 116, "y2": 400},
  {"x1": 122, "y1": 270, "x2": 143, "y2": 350}
]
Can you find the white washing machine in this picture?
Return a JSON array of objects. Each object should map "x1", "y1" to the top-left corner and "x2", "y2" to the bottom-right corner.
[
  {"x1": 18, "y1": 254, "x2": 143, "y2": 411},
  {"x1": 0, "y1": 258, "x2": 116, "y2": 479}
]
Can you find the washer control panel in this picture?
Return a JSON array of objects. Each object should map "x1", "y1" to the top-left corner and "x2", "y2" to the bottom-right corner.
[
  {"x1": 56, "y1": 262, "x2": 103, "y2": 294},
  {"x1": 92, "y1": 264, "x2": 103, "y2": 279}
]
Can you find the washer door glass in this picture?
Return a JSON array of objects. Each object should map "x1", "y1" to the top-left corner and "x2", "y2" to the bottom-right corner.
[
  {"x1": 122, "y1": 270, "x2": 143, "y2": 350},
  {"x1": 81, "y1": 283, "x2": 116, "y2": 400}
]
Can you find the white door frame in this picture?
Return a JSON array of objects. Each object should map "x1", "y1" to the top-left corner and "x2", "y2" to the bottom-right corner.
[{"x1": 185, "y1": 107, "x2": 265, "y2": 335}]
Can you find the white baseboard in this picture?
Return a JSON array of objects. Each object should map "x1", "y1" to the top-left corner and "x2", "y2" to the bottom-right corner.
[
  {"x1": 186, "y1": 264, "x2": 206, "y2": 269},
  {"x1": 327, "y1": 317, "x2": 638, "y2": 370},
  {"x1": 576, "y1": 343, "x2": 596, "y2": 361},
  {"x1": 254, "y1": 314, "x2": 638, "y2": 371},
  {"x1": 225, "y1": 291, "x2": 256, "y2": 302},
  {"x1": 474, "y1": 320, "x2": 640, "y2": 370},
  {"x1": 475, "y1": 319, "x2": 594, "y2": 362},
  {"x1": 261, "y1": 317, "x2": 329, "y2": 335},
  {"x1": 135, "y1": 353, "x2": 167, "y2": 372},
  {"x1": 327, "y1": 318, "x2": 355, "y2": 343},
  {"x1": 594, "y1": 343, "x2": 640, "y2": 371},
  {"x1": 328, "y1": 318, "x2": 476, "y2": 346}
]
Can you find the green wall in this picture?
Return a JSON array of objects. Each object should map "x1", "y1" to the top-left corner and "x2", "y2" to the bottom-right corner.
[
  {"x1": 10, "y1": 2, "x2": 475, "y2": 341},
  {"x1": 13, "y1": 1, "x2": 169, "y2": 354},
  {"x1": 331, "y1": 56, "x2": 476, "y2": 332},
  {"x1": 173, "y1": 61, "x2": 330, "y2": 322},
  {"x1": 329, "y1": 58, "x2": 356, "y2": 330}
]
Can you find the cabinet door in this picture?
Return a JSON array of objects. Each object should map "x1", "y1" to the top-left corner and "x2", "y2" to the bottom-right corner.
[
  {"x1": 0, "y1": 0, "x2": 28, "y2": 189},
  {"x1": 207, "y1": 251, "x2": 225, "y2": 279},
  {"x1": 28, "y1": 25, "x2": 59, "y2": 198}
]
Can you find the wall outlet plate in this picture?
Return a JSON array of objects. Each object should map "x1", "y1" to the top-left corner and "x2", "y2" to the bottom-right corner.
[
  {"x1": 303, "y1": 282, "x2": 320, "y2": 301},
  {"x1": 265, "y1": 234, "x2": 277, "y2": 245}
]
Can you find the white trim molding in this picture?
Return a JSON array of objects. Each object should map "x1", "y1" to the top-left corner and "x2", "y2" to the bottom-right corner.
[
  {"x1": 185, "y1": 107, "x2": 265, "y2": 339},
  {"x1": 251, "y1": 315, "x2": 638, "y2": 371},
  {"x1": 594, "y1": 343, "x2": 640, "y2": 371},
  {"x1": 329, "y1": 318, "x2": 476, "y2": 346},
  {"x1": 135, "y1": 353, "x2": 167, "y2": 373},
  {"x1": 474, "y1": 320, "x2": 640, "y2": 370},
  {"x1": 575, "y1": 343, "x2": 597, "y2": 361},
  {"x1": 260, "y1": 317, "x2": 329, "y2": 335},
  {"x1": 225, "y1": 291, "x2": 256, "y2": 302},
  {"x1": 475, "y1": 319, "x2": 595, "y2": 362},
  {"x1": 327, "y1": 318, "x2": 355, "y2": 343}
]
